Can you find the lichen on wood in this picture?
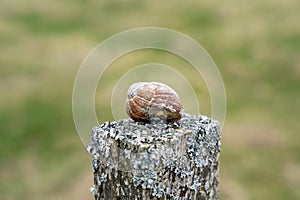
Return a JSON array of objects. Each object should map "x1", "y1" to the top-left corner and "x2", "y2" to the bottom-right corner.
[{"x1": 87, "y1": 113, "x2": 221, "y2": 200}]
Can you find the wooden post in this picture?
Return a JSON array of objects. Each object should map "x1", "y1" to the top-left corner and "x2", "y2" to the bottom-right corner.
[{"x1": 87, "y1": 113, "x2": 221, "y2": 199}]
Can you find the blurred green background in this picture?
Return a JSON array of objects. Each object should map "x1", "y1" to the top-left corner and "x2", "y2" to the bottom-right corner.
[{"x1": 1, "y1": 0, "x2": 299, "y2": 199}]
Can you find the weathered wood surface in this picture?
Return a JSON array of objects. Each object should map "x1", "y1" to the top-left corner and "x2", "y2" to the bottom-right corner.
[{"x1": 88, "y1": 113, "x2": 221, "y2": 200}]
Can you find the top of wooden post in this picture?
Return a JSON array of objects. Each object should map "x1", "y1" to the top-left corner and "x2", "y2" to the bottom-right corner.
[{"x1": 88, "y1": 113, "x2": 221, "y2": 199}]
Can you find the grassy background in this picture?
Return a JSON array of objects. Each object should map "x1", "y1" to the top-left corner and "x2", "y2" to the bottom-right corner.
[{"x1": 1, "y1": 0, "x2": 300, "y2": 199}]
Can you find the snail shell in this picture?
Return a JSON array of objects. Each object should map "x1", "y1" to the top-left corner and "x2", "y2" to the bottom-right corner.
[{"x1": 126, "y1": 82, "x2": 182, "y2": 122}]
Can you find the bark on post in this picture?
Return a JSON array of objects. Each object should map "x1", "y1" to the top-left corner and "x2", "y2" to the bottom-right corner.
[{"x1": 87, "y1": 113, "x2": 221, "y2": 200}]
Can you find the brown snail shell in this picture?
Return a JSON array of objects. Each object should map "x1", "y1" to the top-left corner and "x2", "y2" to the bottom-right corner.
[{"x1": 126, "y1": 82, "x2": 182, "y2": 122}]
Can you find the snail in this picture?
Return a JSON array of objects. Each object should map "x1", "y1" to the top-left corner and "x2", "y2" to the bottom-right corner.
[{"x1": 126, "y1": 82, "x2": 182, "y2": 122}]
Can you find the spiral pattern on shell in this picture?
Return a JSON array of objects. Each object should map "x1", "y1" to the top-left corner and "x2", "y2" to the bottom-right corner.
[{"x1": 126, "y1": 82, "x2": 182, "y2": 122}]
